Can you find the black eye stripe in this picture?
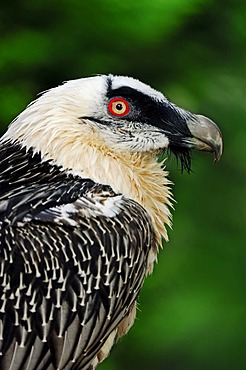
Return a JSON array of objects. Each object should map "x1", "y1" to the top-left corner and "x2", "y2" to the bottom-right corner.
[
  {"x1": 107, "y1": 86, "x2": 192, "y2": 135},
  {"x1": 107, "y1": 86, "x2": 151, "y2": 105}
]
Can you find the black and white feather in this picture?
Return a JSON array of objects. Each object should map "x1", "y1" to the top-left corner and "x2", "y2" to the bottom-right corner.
[{"x1": 0, "y1": 143, "x2": 152, "y2": 370}]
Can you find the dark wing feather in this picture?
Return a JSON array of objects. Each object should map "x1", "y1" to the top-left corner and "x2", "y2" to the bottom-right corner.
[{"x1": 0, "y1": 142, "x2": 153, "y2": 370}]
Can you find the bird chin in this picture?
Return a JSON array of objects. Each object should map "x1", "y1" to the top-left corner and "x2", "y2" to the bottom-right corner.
[
  {"x1": 155, "y1": 146, "x2": 192, "y2": 173},
  {"x1": 168, "y1": 145, "x2": 192, "y2": 173}
]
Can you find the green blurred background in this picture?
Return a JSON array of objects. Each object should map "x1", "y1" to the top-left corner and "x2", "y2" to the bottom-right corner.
[{"x1": 0, "y1": 0, "x2": 245, "y2": 369}]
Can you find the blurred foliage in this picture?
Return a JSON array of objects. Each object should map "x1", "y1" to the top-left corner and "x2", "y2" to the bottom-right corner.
[{"x1": 0, "y1": 0, "x2": 245, "y2": 369}]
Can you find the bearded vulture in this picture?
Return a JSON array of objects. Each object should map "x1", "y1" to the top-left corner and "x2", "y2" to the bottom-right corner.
[{"x1": 0, "y1": 75, "x2": 223, "y2": 370}]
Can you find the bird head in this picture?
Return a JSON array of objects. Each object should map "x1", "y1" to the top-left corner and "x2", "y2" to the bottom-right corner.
[{"x1": 3, "y1": 74, "x2": 223, "y2": 173}]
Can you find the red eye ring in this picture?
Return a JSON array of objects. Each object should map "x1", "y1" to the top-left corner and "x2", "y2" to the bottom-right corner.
[{"x1": 108, "y1": 97, "x2": 130, "y2": 117}]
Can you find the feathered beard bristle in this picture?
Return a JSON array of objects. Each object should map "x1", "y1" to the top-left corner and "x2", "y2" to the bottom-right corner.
[
  {"x1": 158, "y1": 146, "x2": 192, "y2": 173},
  {"x1": 169, "y1": 145, "x2": 192, "y2": 173}
]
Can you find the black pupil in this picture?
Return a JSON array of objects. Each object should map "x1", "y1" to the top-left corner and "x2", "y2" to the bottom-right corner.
[{"x1": 116, "y1": 103, "x2": 123, "y2": 111}]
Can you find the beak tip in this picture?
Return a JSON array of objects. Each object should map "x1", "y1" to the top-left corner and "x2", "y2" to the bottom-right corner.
[
  {"x1": 213, "y1": 133, "x2": 223, "y2": 163},
  {"x1": 214, "y1": 148, "x2": 223, "y2": 163},
  {"x1": 210, "y1": 130, "x2": 224, "y2": 163},
  {"x1": 187, "y1": 114, "x2": 223, "y2": 162}
]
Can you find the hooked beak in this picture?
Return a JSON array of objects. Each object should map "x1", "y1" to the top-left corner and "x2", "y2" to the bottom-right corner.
[{"x1": 186, "y1": 114, "x2": 223, "y2": 162}]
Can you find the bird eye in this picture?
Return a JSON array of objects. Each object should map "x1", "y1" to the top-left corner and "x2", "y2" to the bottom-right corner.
[{"x1": 108, "y1": 98, "x2": 130, "y2": 117}]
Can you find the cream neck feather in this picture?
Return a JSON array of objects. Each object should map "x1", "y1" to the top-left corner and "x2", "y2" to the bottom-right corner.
[{"x1": 65, "y1": 135, "x2": 173, "y2": 246}]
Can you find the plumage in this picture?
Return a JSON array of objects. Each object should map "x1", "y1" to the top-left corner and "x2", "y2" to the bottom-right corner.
[{"x1": 0, "y1": 74, "x2": 223, "y2": 369}]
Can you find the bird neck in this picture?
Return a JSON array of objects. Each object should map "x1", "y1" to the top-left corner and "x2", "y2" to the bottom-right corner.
[{"x1": 54, "y1": 132, "x2": 173, "y2": 247}]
